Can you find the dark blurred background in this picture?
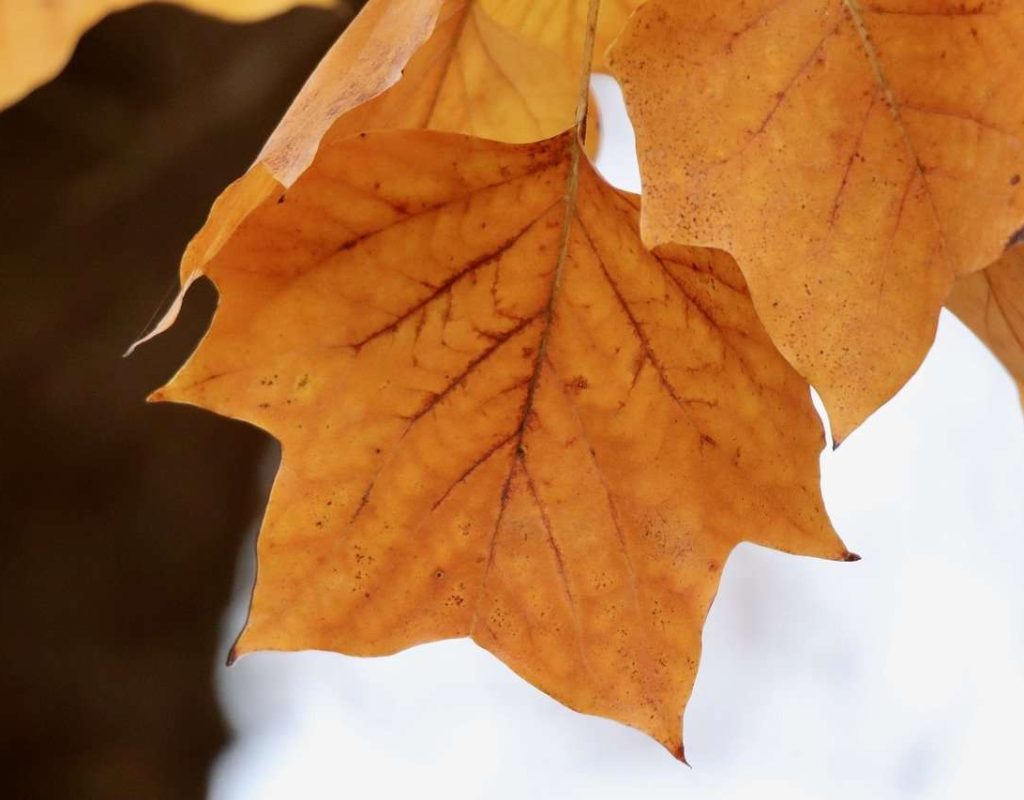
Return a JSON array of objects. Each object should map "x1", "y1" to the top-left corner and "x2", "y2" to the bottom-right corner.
[
  {"x1": 0, "y1": 5, "x2": 354, "y2": 797},
  {"x1": 5, "y1": 6, "x2": 1024, "y2": 800}
]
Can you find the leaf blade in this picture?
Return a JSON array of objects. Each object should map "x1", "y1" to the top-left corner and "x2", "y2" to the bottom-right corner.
[
  {"x1": 609, "y1": 0, "x2": 1024, "y2": 439},
  {"x1": 157, "y1": 128, "x2": 850, "y2": 756}
]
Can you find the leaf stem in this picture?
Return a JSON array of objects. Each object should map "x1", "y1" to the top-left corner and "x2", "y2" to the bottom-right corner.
[{"x1": 575, "y1": 0, "x2": 602, "y2": 144}]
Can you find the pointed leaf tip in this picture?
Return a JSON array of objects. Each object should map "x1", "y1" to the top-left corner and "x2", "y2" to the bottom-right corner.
[
  {"x1": 169, "y1": 128, "x2": 848, "y2": 755},
  {"x1": 611, "y1": 0, "x2": 1024, "y2": 434}
]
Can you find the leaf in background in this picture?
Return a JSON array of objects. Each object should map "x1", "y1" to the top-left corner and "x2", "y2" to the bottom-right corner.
[
  {"x1": 132, "y1": 0, "x2": 638, "y2": 350},
  {"x1": 485, "y1": 0, "x2": 636, "y2": 73},
  {"x1": 947, "y1": 245, "x2": 1024, "y2": 407},
  {"x1": 0, "y1": 0, "x2": 335, "y2": 109},
  {"x1": 154, "y1": 128, "x2": 852, "y2": 757},
  {"x1": 610, "y1": 0, "x2": 1024, "y2": 442},
  {"x1": 262, "y1": 0, "x2": 638, "y2": 184}
]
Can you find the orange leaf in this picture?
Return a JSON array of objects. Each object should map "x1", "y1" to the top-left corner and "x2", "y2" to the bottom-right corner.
[
  {"x1": 155, "y1": 128, "x2": 852, "y2": 756},
  {"x1": 0, "y1": 0, "x2": 334, "y2": 109},
  {"x1": 609, "y1": 0, "x2": 1024, "y2": 441},
  {"x1": 947, "y1": 245, "x2": 1024, "y2": 406},
  {"x1": 131, "y1": 0, "x2": 637, "y2": 350}
]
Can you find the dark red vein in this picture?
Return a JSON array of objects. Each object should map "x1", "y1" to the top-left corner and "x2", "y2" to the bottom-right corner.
[{"x1": 348, "y1": 204, "x2": 557, "y2": 350}]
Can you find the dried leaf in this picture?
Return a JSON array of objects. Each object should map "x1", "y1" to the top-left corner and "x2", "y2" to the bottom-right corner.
[
  {"x1": 609, "y1": 0, "x2": 1024, "y2": 441},
  {"x1": 485, "y1": 0, "x2": 637, "y2": 73},
  {"x1": 133, "y1": 0, "x2": 637, "y2": 350},
  {"x1": 155, "y1": 128, "x2": 852, "y2": 756},
  {"x1": 254, "y1": 0, "x2": 445, "y2": 187},
  {"x1": 947, "y1": 245, "x2": 1024, "y2": 406},
  {"x1": 0, "y1": 0, "x2": 333, "y2": 109},
  {"x1": 266, "y1": 0, "x2": 638, "y2": 182}
]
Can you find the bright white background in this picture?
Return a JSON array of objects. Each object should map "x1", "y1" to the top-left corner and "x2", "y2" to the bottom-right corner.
[{"x1": 209, "y1": 78, "x2": 1024, "y2": 800}]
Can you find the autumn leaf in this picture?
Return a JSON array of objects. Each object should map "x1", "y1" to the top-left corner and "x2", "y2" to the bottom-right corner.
[
  {"x1": 153, "y1": 126, "x2": 853, "y2": 757},
  {"x1": 609, "y1": 0, "x2": 1024, "y2": 442},
  {"x1": 947, "y1": 245, "x2": 1024, "y2": 406},
  {"x1": 262, "y1": 0, "x2": 638, "y2": 183},
  {"x1": 0, "y1": 0, "x2": 335, "y2": 109},
  {"x1": 203, "y1": 0, "x2": 637, "y2": 205},
  {"x1": 130, "y1": 0, "x2": 638, "y2": 350}
]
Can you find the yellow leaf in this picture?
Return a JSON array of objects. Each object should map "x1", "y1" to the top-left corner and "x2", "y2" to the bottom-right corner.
[
  {"x1": 0, "y1": 0, "x2": 334, "y2": 109},
  {"x1": 155, "y1": 128, "x2": 852, "y2": 757},
  {"x1": 255, "y1": 0, "x2": 446, "y2": 187},
  {"x1": 269, "y1": 0, "x2": 637, "y2": 180},
  {"x1": 947, "y1": 245, "x2": 1024, "y2": 406},
  {"x1": 481, "y1": 0, "x2": 638, "y2": 74},
  {"x1": 609, "y1": 0, "x2": 1024, "y2": 442}
]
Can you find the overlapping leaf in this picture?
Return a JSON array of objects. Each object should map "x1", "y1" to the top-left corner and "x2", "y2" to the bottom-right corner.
[
  {"x1": 131, "y1": 0, "x2": 638, "y2": 351},
  {"x1": 155, "y1": 128, "x2": 852, "y2": 756},
  {"x1": 311, "y1": 0, "x2": 633, "y2": 146},
  {"x1": 948, "y1": 245, "x2": 1024, "y2": 405},
  {"x1": 0, "y1": 0, "x2": 333, "y2": 109},
  {"x1": 609, "y1": 0, "x2": 1024, "y2": 441}
]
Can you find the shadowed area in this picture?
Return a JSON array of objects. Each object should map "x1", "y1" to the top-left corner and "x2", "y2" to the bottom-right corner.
[{"x1": 0, "y1": 5, "x2": 349, "y2": 797}]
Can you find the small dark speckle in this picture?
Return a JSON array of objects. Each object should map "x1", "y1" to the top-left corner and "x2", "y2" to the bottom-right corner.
[
  {"x1": 1011, "y1": 174, "x2": 1021, "y2": 186},
  {"x1": 1008, "y1": 224, "x2": 1024, "y2": 248},
  {"x1": 566, "y1": 374, "x2": 589, "y2": 392},
  {"x1": 434, "y1": 568, "x2": 445, "y2": 579},
  {"x1": 277, "y1": 194, "x2": 286, "y2": 204}
]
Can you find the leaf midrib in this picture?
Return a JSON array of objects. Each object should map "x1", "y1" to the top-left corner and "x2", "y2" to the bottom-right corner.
[{"x1": 841, "y1": 0, "x2": 953, "y2": 263}]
